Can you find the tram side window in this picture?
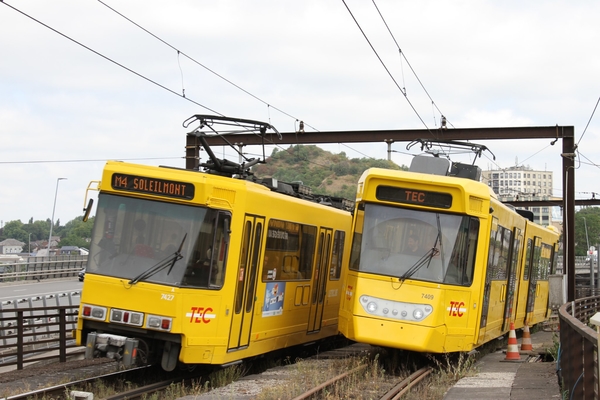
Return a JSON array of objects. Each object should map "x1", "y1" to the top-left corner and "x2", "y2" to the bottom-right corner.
[
  {"x1": 487, "y1": 225, "x2": 511, "y2": 281},
  {"x1": 530, "y1": 242, "x2": 542, "y2": 281},
  {"x1": 536, "y1": 243, "x2": 553, "y2": 280},
  {"x1": 444, "y1": 217, "x2": 478, "y2": 285},
  {"x1": 523, "y1": 239, "x2": 533, "y2": 280},
  {"x1": 262, "y1": 219, "x2": 316, "y2": 281},
  {"x1": 329, "y1": 230, "x2": 345, "y2": 280},
  {"x1": 550, "y1": 244, "x2": 558, "y2": 275}
]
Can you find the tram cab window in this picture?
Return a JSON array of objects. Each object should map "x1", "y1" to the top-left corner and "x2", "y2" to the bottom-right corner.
[
  {"x1": 262, "y1": 219, "x2": 315, "y2": 281},
  {"x1": 350, "y1": 203, "x2": 478, "y2": 286},
  {"x1": 88, "y1": 193, "x2": 231, "y2": 288}
]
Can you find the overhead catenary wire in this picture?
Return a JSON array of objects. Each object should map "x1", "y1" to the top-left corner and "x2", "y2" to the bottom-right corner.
[
  {"x1": 0, "y1": 1, "x2": 370, "y2": 166},
  {"x1": 96, "y1": 0, "x2": 317, "y2": 132},
  {"x1": 0, "y1": 157, "x2": 183, "y2": 165},
  {"x1": 371, "y1": 0, "x2": 453, "y2": 129},
  {"x1": 365, "y1": 0, "x2": 573, "y2": 171},
  {"x1": 1, "y1": 1, "x2": 221, "y2": 115},
  {"x1": 88, "y1": 1, "x2": 376, "y2": 161},
  {"x1": 341, "y1": 0, "x2": 433, "y2": 135},
  {"x1": 3, "y1": 0, "x2": 576, "y2": 176},
  {"x1": 577, "y1": 96, "x2": 600, "y2": 146}
]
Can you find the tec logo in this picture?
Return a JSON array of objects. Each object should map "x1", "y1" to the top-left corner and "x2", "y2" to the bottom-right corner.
[
  {"x1": 186, "y1": 307, "x2": 215, "y2": 323},
  {"x1": 448, "y1": 301, "x2": 466, "y2": 317}
]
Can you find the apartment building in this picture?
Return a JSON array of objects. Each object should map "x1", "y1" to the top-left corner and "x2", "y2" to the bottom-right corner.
[{"x1": 481, "y1": 165, "x2": 556, "y2": 226}]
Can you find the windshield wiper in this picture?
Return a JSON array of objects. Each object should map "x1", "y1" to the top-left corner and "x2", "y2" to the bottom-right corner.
[
  {"x1": 398, "y1": 246, "x2": 439, "y2": 283},
  {"x1": 128, "y1": 233, "x2": 187, "y2": 285}
]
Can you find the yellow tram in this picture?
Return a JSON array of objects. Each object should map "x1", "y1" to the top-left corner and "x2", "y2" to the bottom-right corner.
[
  {"x1": 76, "y1": 116, "x2": 352, "y2": 370},
  {"x1": 339, "y1": 155, "x2": 559, "y2": 353}
]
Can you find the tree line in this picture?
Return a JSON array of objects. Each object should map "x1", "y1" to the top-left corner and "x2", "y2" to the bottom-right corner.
[
  {"x1": 1, "y1": 144, "x2": 596, "y2": 256},
  {"x1": 0, "y1": 216, "x2": 94, "y2": 251}
]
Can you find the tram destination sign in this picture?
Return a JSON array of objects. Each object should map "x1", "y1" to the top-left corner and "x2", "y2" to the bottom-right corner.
[
  {"x1": 376, "y1": 185, "x2": 452, "y2": 208},
  {"x1": 112, "y1": 173, "x2": 195, "y2": 200}
]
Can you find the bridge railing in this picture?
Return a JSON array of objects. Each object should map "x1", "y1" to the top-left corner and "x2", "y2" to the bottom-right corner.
[
  {"x1": 0, "y1": 304, "x2": 82, "y2": 370},
  {"x1": 0, "y1": 256, "x2": 87, "y2": 282},
  {"x1": 559, "y1": 295, "x2": 600, "y2": 400}
]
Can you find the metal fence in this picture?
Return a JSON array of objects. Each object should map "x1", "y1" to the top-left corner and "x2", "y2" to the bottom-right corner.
[
  {"x1": 559, "y1": 295, "x2": 600, "y2": 400},
  {"x1": 0, "y1": 255, "x2": 86, "y2": 282},
  {"x1": 0, "y1": 294, "x2": 82, "y2": 369}
]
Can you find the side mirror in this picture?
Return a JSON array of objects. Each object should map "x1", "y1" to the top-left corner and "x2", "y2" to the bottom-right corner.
[{"x1": 82, "y1": 198, "x2": 94, "y2": 222}]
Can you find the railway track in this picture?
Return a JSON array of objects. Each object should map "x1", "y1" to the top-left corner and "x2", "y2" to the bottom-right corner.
[
  {"x1": 2, "y1": 342, "x2": 444, "y2": 399},
  {"x1": 3, "y1": 365, "x2": 152, "y2": 400},
  {"x1": 379, "y1": 367, "x2": 433, "y2": 400},
  {"x1": 288, "y1": 365, "x2": 432, "y2": 400}
]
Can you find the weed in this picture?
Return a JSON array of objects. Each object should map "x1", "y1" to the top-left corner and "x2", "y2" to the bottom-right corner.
[{"x1": 546, "y1": 332, "x2": 560, "y2": 362}]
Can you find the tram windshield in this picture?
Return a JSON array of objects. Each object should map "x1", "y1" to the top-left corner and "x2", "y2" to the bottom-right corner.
[
  {"x1": 87, "y1": 193, "x2": 230, "y2": 288},
  {"x1": 350, "y1": 203, "x2": 479, "y2": 285}
]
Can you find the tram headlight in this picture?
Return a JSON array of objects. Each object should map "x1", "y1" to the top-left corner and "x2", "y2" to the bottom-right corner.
[
  {"x1": 413, "y1": 309, "x2": 425, "y2": 320},
  {"x1": 366, "y1": 301, "x2": 378, "y2": 313}
]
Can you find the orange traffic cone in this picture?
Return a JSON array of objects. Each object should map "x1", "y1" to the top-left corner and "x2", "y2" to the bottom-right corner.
[
  {"x1": 504, "y1": 322, "x2": 522, "y2": 361},
  {"x1": 520, "y1": 325, "x2": 533, "y2": 351}
]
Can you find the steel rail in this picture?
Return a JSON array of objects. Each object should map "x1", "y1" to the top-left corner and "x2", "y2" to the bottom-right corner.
[
  {"x1": 379, "y1": 366, "x2": 433, "y2": 400},
  {"x1": 3, "y1": 365, "x2": 151, "y2": 400},
  {"x1": 291, "y1": 364, "x2": 368, "y2": 400}
]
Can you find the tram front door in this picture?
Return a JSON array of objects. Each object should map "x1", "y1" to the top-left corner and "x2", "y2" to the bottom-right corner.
[{"x1": 228, "y1": 215, "x2": 264, "y2": 350}]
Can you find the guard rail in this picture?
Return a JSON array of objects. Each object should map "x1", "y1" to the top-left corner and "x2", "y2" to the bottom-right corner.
[
  {"x1": 559, "y1": 295, "x2": 600, "y2": 400},
  {"x1": 0, "y1": 255, "x2": 86, "y2": 282}
]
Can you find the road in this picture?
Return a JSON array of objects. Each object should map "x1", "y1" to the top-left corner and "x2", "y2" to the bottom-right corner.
[{"x1": 0, "y1": 278, "x2": 83, "y2": 306}]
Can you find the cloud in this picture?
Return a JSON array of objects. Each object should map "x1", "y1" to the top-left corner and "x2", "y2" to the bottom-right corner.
[{"x1": 1, "y1": 0, "x2": 599, "y2": 225}]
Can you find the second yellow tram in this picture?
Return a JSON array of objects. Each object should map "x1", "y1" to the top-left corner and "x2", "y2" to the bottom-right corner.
[{"x1": 339, "y1": 157, "x2": 559, "y2": 353}]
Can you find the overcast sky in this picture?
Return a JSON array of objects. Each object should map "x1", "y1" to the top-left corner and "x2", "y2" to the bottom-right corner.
[{"x1": 1, "y1": 0, "x2": 599, "y2": 227}]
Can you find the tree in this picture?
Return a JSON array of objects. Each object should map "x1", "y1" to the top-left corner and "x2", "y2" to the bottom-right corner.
[
  {"x1": 575, "y1": 208, "x2": 600, "y2": 256},
  {"x1": 2, "y1": 220, "x2": 28, "y2": 242},
  {"x1": 0, "y1": 214, "x2": 94, "y2": 251},
  {"x1": 30, "y1": 221, "x2": 48, "y2": 242}
]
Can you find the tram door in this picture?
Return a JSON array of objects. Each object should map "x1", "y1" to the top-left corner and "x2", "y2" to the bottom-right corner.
[
  {"x1": 501, "y1": 228, "x2": 522, "y2": 331},
  {"x1": 228, "y1": 215, "x2": 264, "y2": 350},
  {"x1": 515, "y1": 238, "x2": 533, "y2": 324},
  {"x1": 524, "y1": 236, "x2": 541, "y2": 325},
  {"x1": 307, "y1": 228, "x2": 332, "y2": 333}
]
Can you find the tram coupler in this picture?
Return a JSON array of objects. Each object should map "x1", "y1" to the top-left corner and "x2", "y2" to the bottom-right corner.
[{"x1": 85, "y1": 332, "x2": 139, "y2": 367}]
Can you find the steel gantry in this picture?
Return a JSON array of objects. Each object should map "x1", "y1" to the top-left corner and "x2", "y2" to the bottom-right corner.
[{"x1": 186, "y1": 125, "x2": 579, "y2": 301}]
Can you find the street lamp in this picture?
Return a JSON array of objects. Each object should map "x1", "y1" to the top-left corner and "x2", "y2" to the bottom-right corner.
[
  {"x1": 583, "y1": 217, "x2": 590, "y2": 250},
  {"x1": 28, "y1": 232, "x2": 32, "y2": 254},
  {"x1": 47, "y1": 178, "x2": 67, "y2": 255}
]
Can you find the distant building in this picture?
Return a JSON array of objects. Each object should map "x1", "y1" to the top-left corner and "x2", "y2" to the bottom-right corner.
[
  {"x1": 0, "y1": 238, "x2": 25, "y2": 254},
  {"x1": 48, "y1": 236, "x2": 61, "y2": 248},
  {"x1": 60, "y1": 246, "x2": 88, "y2": 255},
  {"x1": 481, "y1": 165, "x2": 556, "y2": 226}
]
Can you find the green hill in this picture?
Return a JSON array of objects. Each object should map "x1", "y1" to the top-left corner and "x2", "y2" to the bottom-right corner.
[{"x1": 251, "y1": 144, "x2": 407, "y2": 200}]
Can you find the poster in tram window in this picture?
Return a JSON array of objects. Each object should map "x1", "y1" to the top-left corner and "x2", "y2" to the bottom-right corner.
[{"x1": 263, "y1": 282, "x2": 286, "y2": 317}]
